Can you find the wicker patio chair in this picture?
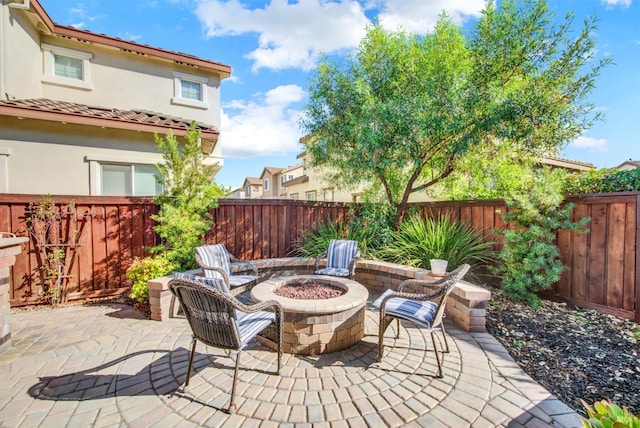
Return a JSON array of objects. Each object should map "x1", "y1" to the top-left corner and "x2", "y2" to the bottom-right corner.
[
  {"x1": 196, "y1": 244, "x2": 259, "y2": 295},
  {"x1": 373, "y1": 264, "x2": 470, "y2": 378},
  {"x1": 169, "y1": 274, "x2": 283, "y2": 414},
  {"x1": 314, "y1": 239, "x2": 360, "y2": 279}
]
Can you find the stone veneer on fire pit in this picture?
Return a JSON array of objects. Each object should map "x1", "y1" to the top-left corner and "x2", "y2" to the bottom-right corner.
[{"x1": 251, "y1": 275, "x2": 368, "y2": 355}]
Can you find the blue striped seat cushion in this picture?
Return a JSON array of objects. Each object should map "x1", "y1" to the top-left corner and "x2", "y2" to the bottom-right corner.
[
  {"x1": 236, "y1": 310, "x2": 276, "y2": 348},
  {"x1": 196, "y1": 244, "x2": 232, "y2": 277},
  {"x1": 315, "y1": 267, "x2": 350, "y2": 277},
  {"x1": 327, "y1": 239, "x2": 358, "y2": 269},
  {"x1": 229, "y1": 275, "x2": 259, "y2": 287},
  {"x1": 172, "y1": 272, "x2": 230, "y2": 295},
  {"x1": 372, "y1": 289, "x2": 438, "y2": 328}
]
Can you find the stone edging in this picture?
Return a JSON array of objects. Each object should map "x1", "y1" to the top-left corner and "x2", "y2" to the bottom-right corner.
[{"x1": 148, "y1": 257, "x2": 491, "y2": 332}]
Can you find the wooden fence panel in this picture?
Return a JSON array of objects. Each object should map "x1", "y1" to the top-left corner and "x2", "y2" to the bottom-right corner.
[{"x1": 1, "y1": 194, "x2": 636, "y2": 321}]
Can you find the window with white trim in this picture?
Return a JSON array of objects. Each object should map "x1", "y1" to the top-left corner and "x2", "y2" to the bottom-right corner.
[
  {"x1": 172, "y1": 71, "x2": 208, "y2": 109},
  {"x1": 306, "y1": 191, "x2": 317, "y2": 201},
  {"x1": 101, "y1": 163, "x2": 163, "y2": 196},
  {"x1": 290, "y1": 193, "x2": 299, "y2": 200},
  {"x1": 42, "y1": 44, "x2": 92, "y2": 90},
  {"x1": 264, "y1": 179, "x2": 270, "y2": 191},
  {"x1": 246, "y1": 185, "x2": 251, "y2": 196},
  {"x1": 323, "y1": 188, "x2": 334, "y2": 202}
]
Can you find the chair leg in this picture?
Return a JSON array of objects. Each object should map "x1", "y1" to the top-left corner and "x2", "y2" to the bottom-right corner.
[
  {"x1": 169, "y1": 295, "x2": 176, "y2": 318},
  {"x1": 378, "y1": 315, "x2": 393, "y2": 361},
  {"x1": 430, "y1": 330, "x2": 443, "y2": 378},
  {"x1": 440, "y1": 324, "x2": 450, "y2": 353},
  {"x1": 185, "y1": 336, "x2": 197, "y2": 391},
  {"x1": 228, "y1": 351, "x2": 241, "y2": 414},
  {"x1": 396, "y1": 319, "x2": 400, "y2": 339}
]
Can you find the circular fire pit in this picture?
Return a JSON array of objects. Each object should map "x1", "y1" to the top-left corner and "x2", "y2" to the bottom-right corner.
[{"x1": 251, "y1": 275, "x2": 369, "y2": 355}]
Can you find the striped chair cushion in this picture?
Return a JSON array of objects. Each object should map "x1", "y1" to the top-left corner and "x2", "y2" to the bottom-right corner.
[
  {"x1": 229, "y1": 275, "x2": 259, "y2": 287},
  {"x1": 236, "y1": 310, "x2": 276, "y2": 348},
  {"x1": 326, "y1": 239, "x2": 358, "y2": 269},
  {"x1": 315, "y1": 267, "x2": 350, "y2": 277},
  {"x1": 172, "y1": 272, "x2": 230, "y2": 295},
  {"x1": 196, "y1": 244, "x2": 232, "y2": 277},
  {"x1": 372, "y1": 289, "x2": 438, "y2": 328}
]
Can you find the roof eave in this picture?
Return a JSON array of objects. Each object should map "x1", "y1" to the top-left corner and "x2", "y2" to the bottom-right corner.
[{"x1": 0, "y1": 104, "x2": 220, "y2": 142}]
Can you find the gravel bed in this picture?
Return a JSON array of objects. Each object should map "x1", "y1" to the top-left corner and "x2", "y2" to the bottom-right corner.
[{"x1": 485, "y1": 287, "x2": 640, "y2": 416}]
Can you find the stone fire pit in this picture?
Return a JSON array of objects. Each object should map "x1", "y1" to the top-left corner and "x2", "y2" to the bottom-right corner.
[{"x1": 250, "y1": 275, "x2": 368, "y2": 355}]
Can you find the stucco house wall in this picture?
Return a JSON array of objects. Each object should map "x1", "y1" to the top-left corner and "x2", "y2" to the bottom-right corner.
[{"x1": 0, "y1": 0, "x2": 229, "y2": 196}]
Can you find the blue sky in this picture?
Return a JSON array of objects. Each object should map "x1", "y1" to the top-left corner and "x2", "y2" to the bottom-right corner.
[{"x1": 39, "y1": 0, "x2": 640, "y2": 190}]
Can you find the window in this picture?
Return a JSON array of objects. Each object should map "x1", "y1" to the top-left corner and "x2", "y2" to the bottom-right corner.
[
  {"x1": 42, "y1": 44, "x2": 92, "y2": 90},
  {"x1": 290, "y1": 193, "x2": 299, "y2": 200},
  {"x1": 306, "y1": 191, "x2": 317, "y2": 201},
  {"x1": 264, "y1": 179, "x2": 270, "y2": 191},
  {"x1": 246, "y1": 186, "x2": 251, "y2": 196},
  {"x1": 323, "y1": 188, "x2": 334, "y2": 202},
  {"x1": 172, "y1": 71, "x2": 208, "y2": 109},
  {"x1": 101, "y1": 163, "x2": 162, "y2": 196}
]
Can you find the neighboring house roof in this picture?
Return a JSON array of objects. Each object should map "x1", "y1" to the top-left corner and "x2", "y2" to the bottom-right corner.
[
  {"x1": 615, "y1": 159, "x2": 640, "y2": 169},
  {"x1": 259, "y1": 166, "x2": 284, "y2": 179},
  {"x1": 541, "y1": 155, "x2": 594, "y2": 171},
  {"x1": 243, "y1": 177, "x2": 262, "y2": 186},
  {"x1": 0, "y1": 98, "x2": 220, "y2": 152},
  {"x1": 283, "y1": 175, "x2": 309, "y2": 187},
  {"x1": 25, "y1": 0, "x2": 231, "y2": 78}
]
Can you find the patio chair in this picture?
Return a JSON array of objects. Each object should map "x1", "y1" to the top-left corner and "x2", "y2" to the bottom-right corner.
[
  {"x1": 314, "y1": 239, "x2": 360, "y2": 279},
  {"x1": 196, "y1": 244, "x2": 259, "y2": 295},
  {"x1": 373, "y1": 263, "x2": 470, "y2": 378},
  {"x1": 169, "y1": 273, "x2": 283, "y2": 414}
]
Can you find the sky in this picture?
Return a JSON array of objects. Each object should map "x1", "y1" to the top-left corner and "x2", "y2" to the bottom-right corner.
[{"x1": 39, "y1": 0, "x2": 640, "y2": 190}]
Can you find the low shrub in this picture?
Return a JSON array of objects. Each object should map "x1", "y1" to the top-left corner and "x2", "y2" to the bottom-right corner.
[
  {"x1": 383, "y1": 214, "x2": 494, "y2": 279},
  {"x1": 581, "y1": 399, "x2": 640, "y2": 428},
  {"x1": 126, "y1": 257, "x2": 175, "y2": 303},
  {"x1": 565, "y1": 168, "x2": 640, "y2": 195}
]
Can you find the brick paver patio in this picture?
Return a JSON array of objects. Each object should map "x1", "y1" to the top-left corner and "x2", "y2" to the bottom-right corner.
[{"x1": 0, "y1": 299, "x2": 583, "y2": 427}]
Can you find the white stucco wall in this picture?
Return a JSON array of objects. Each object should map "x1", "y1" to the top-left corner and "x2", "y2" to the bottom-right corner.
[
  {"x1": 1, "y1": 6, "x2": 44, "y2": 100},
  {"x1": 0, "y1": 118, "x2": 222, "y2": 195}
]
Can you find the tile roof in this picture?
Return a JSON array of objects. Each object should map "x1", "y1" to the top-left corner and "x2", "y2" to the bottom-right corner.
[
  {"x1": 0, "y1": 98, "x2": 219, "y2": 140},
  {"x1": 243, "y1": 177, "x2": 262, "y2": 186}
]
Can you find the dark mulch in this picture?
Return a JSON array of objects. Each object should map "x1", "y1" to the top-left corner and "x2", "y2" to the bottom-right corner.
[{"x1": 485, "y1": 287, "x2": 640, "y2": 417}]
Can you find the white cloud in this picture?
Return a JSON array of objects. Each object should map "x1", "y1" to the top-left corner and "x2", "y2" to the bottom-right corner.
[
  {"x1": 570, "y1": 136, "x2": 608, "y2": 152},
  {"x1": 195, "y1": 0, "x2": 485, "y2": 72},
  {"x1": 195, "y1": 0, "x2": 369, "y2": 71},
  {"x1": 220, "y1": 85, "x2": 305, "y2": 157},
  {"x1": 601, "y1": 0, "x2": 632, "y2": 8},
  {"x1": 376, "y1": 0, "x2": 485, "y2": 32}
]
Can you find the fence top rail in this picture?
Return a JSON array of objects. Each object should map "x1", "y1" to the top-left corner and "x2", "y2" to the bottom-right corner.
[{"x1": 0, "y1": 194, "x2": 155, "y2": 205}]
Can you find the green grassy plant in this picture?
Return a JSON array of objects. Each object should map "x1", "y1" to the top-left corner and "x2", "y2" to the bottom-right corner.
[{"x1": 383, "y1": 214, "x2": 494, "y2": 278}]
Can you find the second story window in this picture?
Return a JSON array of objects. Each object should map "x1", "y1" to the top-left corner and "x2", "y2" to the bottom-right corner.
[
  {"x1": 264, "y1": 179, "x2": 270, "y2": 191},
  {"x1": 246, "y1": 186, "x2": 251, "y2": 196},
  {"x1": 173, "y1": 71, "x2": 208, "y2": 109},
  {"x1": 42, "y1": 44, "x2": 92, "y2": 90}
]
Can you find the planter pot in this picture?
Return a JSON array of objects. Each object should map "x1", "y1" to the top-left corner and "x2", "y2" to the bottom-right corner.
[{"x1": 429, "y1": 259, "x2": 448, "y2": 277}]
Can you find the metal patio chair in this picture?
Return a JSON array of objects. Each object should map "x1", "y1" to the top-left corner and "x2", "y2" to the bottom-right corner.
[
  {"x1": 169, "y1": 274, "x2": 283, "y2": 414},
  {"x1": 373, "y1": 264, "x2": 470, "y2": 378},
  {"x1": 314, "y1": 239, "x2": 360, "y2": 279}
]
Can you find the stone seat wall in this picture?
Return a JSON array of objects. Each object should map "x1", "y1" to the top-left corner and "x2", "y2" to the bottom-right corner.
[{"x1": 148, "y1": 258, "x2": 491, "y2": 332}]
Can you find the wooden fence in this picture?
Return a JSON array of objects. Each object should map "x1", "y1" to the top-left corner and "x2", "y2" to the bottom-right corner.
[
  {"x1": 0, "y1": 195, "x2": 350, "y2": 306},
  {"x1": 1, "y1": 193, "x2": 638, "y2": 321}
]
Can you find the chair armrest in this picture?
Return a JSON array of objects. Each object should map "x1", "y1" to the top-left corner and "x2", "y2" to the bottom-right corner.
[
  {"x1": 195, "y1": 258, "x2": 232, "y2": 288},
  {"x1": 349, "y1": 255, "x2": 360, "y2": 278},
  {"x1": 220, "y1": 291, "x2": 284, "y2": 322},
  {"x1": 314, "y1": 251, "x2": 328, "y2": 271}
]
